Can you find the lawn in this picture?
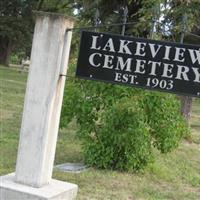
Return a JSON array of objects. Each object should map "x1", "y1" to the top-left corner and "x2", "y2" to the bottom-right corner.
[{"x1": 0, "y1": 65, "x2": 200, "y2": 200}]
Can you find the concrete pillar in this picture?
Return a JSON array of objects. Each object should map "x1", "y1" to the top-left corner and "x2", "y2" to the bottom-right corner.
[{"x1": 0, "y1": 11, "x2": 78, "y2": 200}]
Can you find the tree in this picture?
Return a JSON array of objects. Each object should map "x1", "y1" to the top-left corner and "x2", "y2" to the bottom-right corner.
[
  {"x1": 0, "y1": 0, "x2": 75, "y2": 66},
  {"x1": 165, "y1": 0, "x2": 200, "y2": 122},
  {"x1": 73, "y1": 0, "x2": 161, "y2": 37},
  {"x1": 0, "y1": 0, "x2": 36, "y2": 65}
]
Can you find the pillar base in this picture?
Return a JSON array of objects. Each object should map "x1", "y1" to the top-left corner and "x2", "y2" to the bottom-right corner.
[{"x1": 0, "y1": 173, "x2": 78, "y2": 200}]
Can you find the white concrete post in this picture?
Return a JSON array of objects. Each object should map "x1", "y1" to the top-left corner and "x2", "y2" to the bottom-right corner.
[
  {"x1": 15, "y1": 11, "x2": 73, "y2": 187},
  {"x1": 0, "y1": 11, "x2": 78, "y2": 200}
]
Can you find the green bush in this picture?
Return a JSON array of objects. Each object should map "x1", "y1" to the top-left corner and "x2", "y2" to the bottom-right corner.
[
  {"x1": 61, "y1": 66, "x2": 188, "y2": 171},
  {"x1": 10, "y1": 51, "x2": 26, "y2": 65},
  {"x1": 83, "y1": 98, "x2": 152, "y2": 171},
  {"x1": 141, "y1": 93, "x2": 189, "y2": 153},
  {"x1": 10, "y1": 54, "x2": 21, "y2": 65}
]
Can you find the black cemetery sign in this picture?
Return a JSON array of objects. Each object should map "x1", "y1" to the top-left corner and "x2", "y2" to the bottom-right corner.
[{"x1": 76, "y1": 31, "x2": 200, "y2": 98}]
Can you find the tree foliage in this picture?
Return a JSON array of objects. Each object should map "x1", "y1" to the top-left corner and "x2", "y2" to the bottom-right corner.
[
  {"x1": 0, "y1": 0, "x2": 36, "y2": 65},
  {"x1": 73, "y1": 0, "x2": 162, "y2": 37},
  {"x1": 162, "y1": 0, "x2": 200, "y2": 42},
  {"x1": 0, "y1": 0, "x2": 75, "y2": 65}
]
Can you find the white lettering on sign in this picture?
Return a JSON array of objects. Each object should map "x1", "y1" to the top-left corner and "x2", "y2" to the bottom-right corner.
[
  {"x1": 88, "y1": 35, "x2": 200, "y2": 84},
  {"x1": 149, "y1": 43, "x2": 162, "y2": 58},
  {"x1": 115, "y1": 72, "x2": 138, "y2": 84},
  {"x1": 192, "y1": 67, "x2": 200, "y2": 83},
  {"x1": 148, "y1": 61, "x2": 161, "y2": 76},
  {"x1": 90, "y1": 35, "x2": 200, "y2": 66},
  {"x1": 90, "y1": 36, "x2": 101, "y2": 50},
  {"x1": 174, "y1": 47, "x2": 186, "y2": 62},
  {"x1": 115, "y1": 57, "x2": 132, "y2": 72},
  {"x1": 175, "y1": 65, "x2": 190, "y2": 81},
  {"x1": 135, "y1": 59, "x2": 146, "y2": 74},
  {"x1": 163, "y1": 46, "x2": 172, "y2": 60},
  {"x1": 135, "y1": 42, "x2": 146, "y2": 56},
  {"x1": 118, "y1": 40, "x2": 133, "y2": 55},
  {"x1": 89, "y1": 53, "x2": 102, "y2": 67},
  {"x1": 188, "y1": 49, "x2": 200, "y2": 64},
  {"x1": 162, "y1": 63, "x2": 174, "y2": 78},
  {"x1": 102, "y1": 38, "x2": 115, "y2": 52},
  {"x1": 146, "y1": 78, "x2": 174, "y2": 90},
  {"x1": 103, "y1": 55, "x2": 114, "y2": 69}
]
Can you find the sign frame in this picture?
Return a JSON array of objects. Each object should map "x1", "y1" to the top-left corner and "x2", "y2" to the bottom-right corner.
[{"x1": 76, "y1": 31, "x2": 200, "y2": 98}]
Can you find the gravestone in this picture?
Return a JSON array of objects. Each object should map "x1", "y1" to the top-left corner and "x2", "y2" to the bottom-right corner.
[{"x1": 55, "y1": 163, "x2": 87, "y2": 173}]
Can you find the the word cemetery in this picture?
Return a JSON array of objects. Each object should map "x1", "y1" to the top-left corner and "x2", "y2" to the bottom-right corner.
[{"x1": 76, "y1": 31, "x2": 200, "y2": 98}]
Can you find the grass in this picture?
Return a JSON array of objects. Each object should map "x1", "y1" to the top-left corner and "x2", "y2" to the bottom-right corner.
[{"x1": 0, "y1": 65, "x2": 200, "y2": 199}]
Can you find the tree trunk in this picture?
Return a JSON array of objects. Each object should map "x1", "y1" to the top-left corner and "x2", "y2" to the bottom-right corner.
[
  {"x1": 0, "y1": 36, "x2": 12, "y2": 66},
  {"x1": 180, "y1": 96, "x2": 193, "y2": 123}
]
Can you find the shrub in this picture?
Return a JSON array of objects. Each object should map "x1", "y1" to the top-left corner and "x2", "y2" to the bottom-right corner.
[
  {"x1": 141, "y1": 92, "x2": 188, "y2": 153},
  {"x1": 61, "y1": 68, "x2": 188, "y2": 171},
  {"x1": 83, "y1": 98, "x2": 152, "y2": 171}
]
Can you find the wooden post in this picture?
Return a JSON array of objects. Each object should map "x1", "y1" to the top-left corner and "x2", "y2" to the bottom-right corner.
[{"x1": 0, "y1": 11, "x2": 78, "y2": 200}]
